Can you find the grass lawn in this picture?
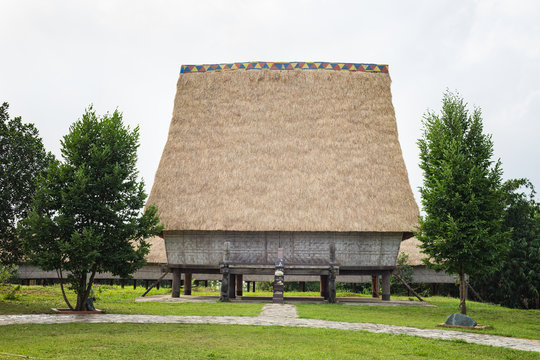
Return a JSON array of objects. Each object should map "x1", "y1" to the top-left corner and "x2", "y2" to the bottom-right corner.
[
  {"x1": 0, "y1": 285, "x2": 262, "y2": 317},
  {"x1": 2, "y1": 285, "x2": 539, "y2": 341},
  {"x1": 0, "y1": 323, "x2": 538, "y2": 360},
  {"x1": 297, "y1": 296, "x2": 540, "y2": 340}
]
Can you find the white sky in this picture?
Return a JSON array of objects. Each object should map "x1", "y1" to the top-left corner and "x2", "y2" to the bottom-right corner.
[{"x1": 1, "y1": 0, "x2": 539, "y2": 207}]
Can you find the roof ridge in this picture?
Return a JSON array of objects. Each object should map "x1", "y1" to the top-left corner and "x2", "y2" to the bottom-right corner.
[{"x1": 180, "y1": 61, "x2": 389, "y2": 74}]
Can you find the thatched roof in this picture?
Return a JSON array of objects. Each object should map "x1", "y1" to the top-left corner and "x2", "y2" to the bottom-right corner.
[
  {"x1": 145, "y1": 236, "x2": 167, "y2": 264},
  {"x1": 148, "y1": 61, "x2": 418, "y2": 234},
  {"x1": 398, "y1": 237, "x2": 427, "y2": 266}
]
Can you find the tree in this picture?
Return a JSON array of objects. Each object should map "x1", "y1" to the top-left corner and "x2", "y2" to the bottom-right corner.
[
  {"x1": 21, "y1": 106, "x2": 162, "y2": 311},
  {"x1": 415, "y1": 91, "x2": 507, "y2": 315},
  {"x1": 0, "y1": 102, "x2": 52, "y2": 265},
  {"x1": 472, "y1": 179, "x2": 540, "y2": 309}
]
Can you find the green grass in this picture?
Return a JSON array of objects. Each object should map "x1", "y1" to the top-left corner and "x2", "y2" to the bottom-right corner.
[
  {"x1": 0, "y1": 285, "x2": 262, "y2": 316},
  {"x1": 2, "y1": 285, "x2": 539, "y2": 341},
  {"x1": 0, "y1": 323, "x2": 538, "y2": 359},
  {"x1": 297, "y1": 296, "x2": 540, "y2": 340}
]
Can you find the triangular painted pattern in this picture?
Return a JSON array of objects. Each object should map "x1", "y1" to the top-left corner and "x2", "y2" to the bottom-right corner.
[{"x1": 180, "y1": 61, "x2": 389, "y2": 74}]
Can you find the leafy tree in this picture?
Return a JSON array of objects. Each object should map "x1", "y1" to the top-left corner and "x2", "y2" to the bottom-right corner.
[
  {"x1": 21, "y1": 106, "x2": 162, "y2": 310},
  {"x1": 415, "y1": 91, "x2": 507, "y2": 315},
  {"x1": 0, "y1": 102, "x2": 52, "y2": 265},
  {"x1": 472, "y1": 179, "x2": 540, "y2": 309}
]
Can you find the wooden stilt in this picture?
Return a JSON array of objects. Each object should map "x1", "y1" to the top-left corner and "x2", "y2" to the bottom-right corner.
[
  {"x1": 121, "y1": 279, "x2": 125, "y2": 289},
  {"x1": 320, "y1": 275, "x2": 329, "y2": 299},
  {"x1": 252, "y1": 281, "x2": 256, "y2": 292},
  {"x1": 184, "y1": 273, "x2": 192, "y2": 295},
  {"x1": 220, "y1": 268, "x2": 230, "y2": 302},
  {"x1": 300, "y1": 281, "x2": 306, "y2": 292},
  {"x1": 228, "y1": 272, "x2": 236, "y2": 299},
  {"x1": 133, "y1": 279, "x2": 137, "y2": 289},
  {"x1": 352, "y1": 283, "x2": 357, "y2": 293},
  {"x1": 371, "y1": 276, "x2": 379, "y2": 298},
  {"x1": 236, "y1": 274, "x2": 243, "y2": 297},
  {"x1": 328, "y1": 268, "x2": 336, "y2": 303},
  {"x1": 172, "y1": 269, "x2": 181, "y2": 298},
  {"x1": 144, "y1": 280, "x2": 149, "y2": 289},
  {"x1": 382, "y1": 272, "x2": 391, "y2": 301}
]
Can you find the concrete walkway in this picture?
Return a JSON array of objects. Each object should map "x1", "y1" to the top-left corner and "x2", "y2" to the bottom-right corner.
[{"x1": 1, "y1": 304, "x2": 539, "y2": 353}]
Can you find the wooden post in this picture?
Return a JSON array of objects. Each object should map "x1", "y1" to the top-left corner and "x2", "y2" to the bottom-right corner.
[
  {"x1": 144, "y1": 280, "x2": 149, "y2": 289},
  {"x1": 220, "y1": 267, "x2": 230, "y2": 302},
  {"x1": 120, "y1": 279, "x2": 125, "y2": 289},
  {"x1": 328, "y1": 268, "x2": 336, "y2": 303},
  {"x1": 236, "y1": 274, "x2": 243, "y2": 297},
  {"x1": 133, "y1": 279, "x2": 137, "y2": 289},
  {"x1": 184, "y1": 273, "x2": 192, "y2": 295},
  {"x1": 352, "y1": 283, "x2": 357, "y2": 293},
  {"x1": 320, "y1": 275, "x2": 329, "y2": 299},
  {"x1": 252, "y1": 281, "x2": 256, "y2": 292},
  {"x1": 300, "y1": 281, "x2": 306, "y2": 292},
  {"x1": 228, "y1": 271, "x2": 236, "y2": 299},
  {"x1": 371, "y1": 276, "x2": 379, "y2": 298},
  {"x1": 382, "y1": 272, "x2": 391, "y2": 301},
  {"x1": 172, "y1": 269, "x2": 181, "y2": 298}
]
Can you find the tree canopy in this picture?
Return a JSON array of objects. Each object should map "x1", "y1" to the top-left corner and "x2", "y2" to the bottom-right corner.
[
  {"x1": 21, "y1": 106, "x2": 162, "y2": 310},
  {"x1": 415, "y1": 91, "x2": 507, "y2": 314},
  {"x1": 472, "y1": 179, "x2": 540, "y2": 309},
  {"x1": 0, "y1": 102, "x2": 52, "y2": 265}
]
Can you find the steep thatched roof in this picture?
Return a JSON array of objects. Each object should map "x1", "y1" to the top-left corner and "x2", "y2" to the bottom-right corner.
[
  {"x1": 148, "y1": 62, "x2": 418, "y2": 233},
  {"x1": 398, "y1": 237, "x2": 427, "y2": 266},
  {"x1": 145, "y1": 236, "x2": 167, "y2": 264}
]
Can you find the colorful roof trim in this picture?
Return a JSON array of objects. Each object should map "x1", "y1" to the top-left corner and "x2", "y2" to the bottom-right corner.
[{"x1": 180, "y1": 62, "x2": 389, "y2": 74}]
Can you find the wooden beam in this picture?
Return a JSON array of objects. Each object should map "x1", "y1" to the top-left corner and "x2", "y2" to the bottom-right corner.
[
  {"x1": 142, "y1": 271, "x2": 170, "y2": 297},
  {"x1": 467, "y1": 282, "x2": 484, "y2": 303},
  {"x1": 393, "y1": 272, "x2": 424, "y2": 302}
]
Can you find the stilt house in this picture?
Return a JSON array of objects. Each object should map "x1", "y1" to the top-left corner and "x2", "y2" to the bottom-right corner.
[{"x1": 147, "y1": 61, "x2": 419, "y2": 302}]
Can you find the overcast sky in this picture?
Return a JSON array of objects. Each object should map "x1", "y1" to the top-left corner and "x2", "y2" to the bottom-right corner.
[{"x1": 1, "y1": 0, "x2": 539, "y2": 207}]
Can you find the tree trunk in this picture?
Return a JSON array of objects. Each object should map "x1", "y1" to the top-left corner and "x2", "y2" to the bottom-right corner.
[
  {"x1": 81, "y1": 268, "x2": 97, "y2": 310},
  {"x1": 459, "y1": 266, "x2": 467, "y2": 315},
  {"x1": 75, "y1": 273, "x2": 87, "y2": 311},
  {"x1": 57, "y1": 268, "x2": 73, "y2": 310}
]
